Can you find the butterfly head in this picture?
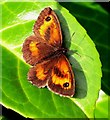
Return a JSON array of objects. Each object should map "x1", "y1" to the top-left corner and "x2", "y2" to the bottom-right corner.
[{"x1": 60, "y1": 48, "x2": 68, "y2": 54}]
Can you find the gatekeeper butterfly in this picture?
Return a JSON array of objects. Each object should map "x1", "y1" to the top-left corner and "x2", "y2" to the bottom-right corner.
[{"x1": 22, "y1": 7, "x2": 75, "y2": 97}]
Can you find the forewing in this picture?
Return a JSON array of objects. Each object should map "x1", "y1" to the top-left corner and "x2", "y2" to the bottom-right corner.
[
  {"x1": 48, "y1": 54, "x2": 75, "y2": 97},
  {"x1": 22, "y1": 35, "x2": 55, "y2": 66},
  {"x1": 34, "y1": 7, "x2": 62, "y2": 47}
]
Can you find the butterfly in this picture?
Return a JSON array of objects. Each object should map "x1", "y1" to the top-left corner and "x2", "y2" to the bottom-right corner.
[{"x1": 22, "y1": 7, "x2": 75, "y2": 97}]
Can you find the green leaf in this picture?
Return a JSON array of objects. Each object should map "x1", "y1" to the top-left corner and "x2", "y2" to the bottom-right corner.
[
  {"x1": 59, "y1": 2, "x2": 110, "y2": 95},
  {"x1": 1, "y1": 2, "x2": 102, "y2": 118},
  {"x1": 95, "y1": 90, "x2": 109, "y2": 118}
]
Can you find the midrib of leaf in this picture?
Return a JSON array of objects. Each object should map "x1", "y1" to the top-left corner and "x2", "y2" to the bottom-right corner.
[
  {"x1": 1, "y1": 42, "x2": 24, "y2": 63},
  {"x1": 0, "y1": 20, "x2": 32, "y2": 32}
]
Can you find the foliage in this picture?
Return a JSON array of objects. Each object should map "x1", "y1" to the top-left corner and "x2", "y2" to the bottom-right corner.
[{"x1": 1, "y1": 1, "x2": 108, "y2": 119}]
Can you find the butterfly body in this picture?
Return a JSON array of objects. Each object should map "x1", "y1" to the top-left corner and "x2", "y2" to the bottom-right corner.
[
  {"x1": 22, "y1": 7, "x2": 75, "y2": 97},
  {"x1": 40, "y1": 47, "x2": 68, "y2": 61}
]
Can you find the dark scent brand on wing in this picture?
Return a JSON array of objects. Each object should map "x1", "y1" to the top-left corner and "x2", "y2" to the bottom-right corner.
[{"x1": 54, "y1": 66, "x2": 64, "y2": 78}]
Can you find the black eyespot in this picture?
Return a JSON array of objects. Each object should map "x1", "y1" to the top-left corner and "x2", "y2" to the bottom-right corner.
[
  {"x1": 63, "y1": 82, "x2": 69, "y2": 87},
  {"x1": 45, "y1": 16, "x2": 51, "y2": 21}
]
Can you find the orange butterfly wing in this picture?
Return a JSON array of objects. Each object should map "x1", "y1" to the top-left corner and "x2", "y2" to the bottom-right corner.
[
  {"x1": 48, "y1": 55, "x2": 75, "y2": 97},
  {"x1": 34, "y1": 7, "x2": 62, "y2": 47},
  {"x1": 22, "y1": 35, "x2": 55, "y2": 65}
]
